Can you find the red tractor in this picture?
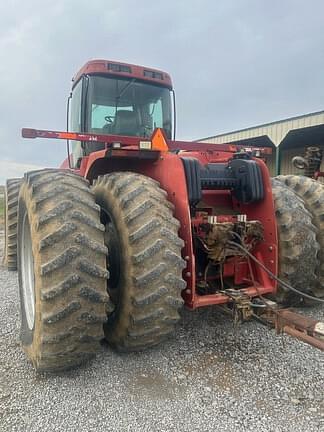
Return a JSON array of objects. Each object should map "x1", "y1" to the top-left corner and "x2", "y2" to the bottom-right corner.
[{"x1": 4, "y1": 59, "x2": 324, "y2": 371}]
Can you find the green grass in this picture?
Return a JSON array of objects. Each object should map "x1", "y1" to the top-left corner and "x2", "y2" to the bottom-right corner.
[
  {"x1": 0, "y1": 186, "x2": 4, "y2": 223},
  {"x1": 0, "y1": 196, "x2": 3, "y2": 216}
]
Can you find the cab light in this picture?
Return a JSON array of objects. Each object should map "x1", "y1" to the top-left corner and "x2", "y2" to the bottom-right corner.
[
  {"x1": 143, "y1": 70, "x2": 163, "y2": 80},
  {"x1": 107, "y1": 63, "x2": 131, "y2": 73}
]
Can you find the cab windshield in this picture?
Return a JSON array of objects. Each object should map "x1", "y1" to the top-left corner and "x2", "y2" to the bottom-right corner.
[{"x1": 87, "y1": 75, "x2": 173, "y2": 139}]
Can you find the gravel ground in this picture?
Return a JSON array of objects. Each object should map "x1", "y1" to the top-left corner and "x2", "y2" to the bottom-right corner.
[{"x1": 0, "y1": 227, "x2": 323, "y2": 432}]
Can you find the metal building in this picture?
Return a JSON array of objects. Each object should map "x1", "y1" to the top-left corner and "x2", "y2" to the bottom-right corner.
[{"x1": 198, "y1": 110, "x2": 324, "y2": 175}]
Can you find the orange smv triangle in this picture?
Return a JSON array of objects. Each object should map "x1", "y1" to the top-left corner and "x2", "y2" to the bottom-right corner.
[{"x1": 151, "y1": 128, "x2": 169, "y2": 152}]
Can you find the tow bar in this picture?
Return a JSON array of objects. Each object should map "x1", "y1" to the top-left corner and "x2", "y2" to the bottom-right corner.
[
  {"x1": 219, "y1": 292, "x2": 324, "y2": 351},
  {"x1": 270, "y1": 308, "x2": 324, "y2": 351}
]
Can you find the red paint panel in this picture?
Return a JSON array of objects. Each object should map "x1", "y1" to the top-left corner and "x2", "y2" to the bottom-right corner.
[{"x1": 137, "y1": 153, "x2": 195, "y2": 305}]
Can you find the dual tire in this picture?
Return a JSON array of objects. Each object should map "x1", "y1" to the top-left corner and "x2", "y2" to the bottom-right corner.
[{"x1": 15, "y1": 170, "x2": 185, "y2": 371}]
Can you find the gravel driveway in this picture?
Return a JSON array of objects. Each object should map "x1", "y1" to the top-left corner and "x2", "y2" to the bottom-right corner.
[{"x1": 0, "y1": 227, "x2": 323, "y2": 432}]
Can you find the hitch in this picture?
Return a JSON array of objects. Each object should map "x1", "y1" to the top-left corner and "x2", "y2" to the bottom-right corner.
[
  {"x1": 219, "y1": 292, "x2": 324, "y2": 351},
  {"x1": 221, "y1": 290, "x2": 254, "y2": 323}
]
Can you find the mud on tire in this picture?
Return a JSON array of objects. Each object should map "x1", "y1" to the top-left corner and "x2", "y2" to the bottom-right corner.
[
  {"x1": 276, "y1": 175, "x2": 324, "y2": 298},
  {"x1": 271, "y1": 178, "x2": 319, "y2": 304},
  {"x1": 4, "y1": 178, "x2": 22, "y2": 270},
  {"x1": 92, "y1": 172, "x2": 186, "y2": 351},
  {"x1": 17, "y1": 169, "x2": 108, "y2": 371}
]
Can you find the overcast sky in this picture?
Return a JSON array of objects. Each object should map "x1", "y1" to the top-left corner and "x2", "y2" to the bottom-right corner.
[{"x1": 0, "y1": 0, "x2": 324, "y2": 183}]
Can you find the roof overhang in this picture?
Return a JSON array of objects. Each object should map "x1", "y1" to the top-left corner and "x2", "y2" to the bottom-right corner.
[{"x1": 199, "y1": 110, "x2": 324, "y2": 147}]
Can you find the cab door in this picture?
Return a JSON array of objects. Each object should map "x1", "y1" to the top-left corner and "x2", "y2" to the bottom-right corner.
[{"x1": 67, "y1": 78, "x2": 86, "y2": 168}]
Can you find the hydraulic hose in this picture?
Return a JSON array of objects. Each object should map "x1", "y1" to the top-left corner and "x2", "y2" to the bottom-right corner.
[{"x1": 228, "y1": 237, "x2": 324, "y2": 304}]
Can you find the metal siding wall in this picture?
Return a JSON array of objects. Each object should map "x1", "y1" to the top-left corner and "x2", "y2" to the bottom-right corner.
[
  {"x1": 280, "y1": 149, "x2": 301, "y2": 175},
  {"x1": 264, "y1": 153, "x2": 276, "y2": 176}
]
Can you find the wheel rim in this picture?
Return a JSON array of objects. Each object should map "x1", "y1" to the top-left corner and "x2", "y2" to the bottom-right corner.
[{"x1": 21, "y1": 212, "x2": 35, "y2": 330}]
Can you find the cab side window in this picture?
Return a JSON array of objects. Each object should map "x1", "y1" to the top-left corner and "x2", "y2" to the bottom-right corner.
[{"x1": 68, "y1": 80, "x2": 83, "y2": 168}]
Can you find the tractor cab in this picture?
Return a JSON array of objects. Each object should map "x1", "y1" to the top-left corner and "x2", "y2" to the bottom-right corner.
[{"x1": 68, "y1": 60, "x2": 175, "y2": 167}]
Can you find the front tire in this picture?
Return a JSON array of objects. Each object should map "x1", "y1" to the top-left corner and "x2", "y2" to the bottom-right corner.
[
  {"x1": 92, "y1": 172, "x2": 186, "y2": 351},
  {"x1": 17, "y1": 169, "x2": 108, "y2": 371}
]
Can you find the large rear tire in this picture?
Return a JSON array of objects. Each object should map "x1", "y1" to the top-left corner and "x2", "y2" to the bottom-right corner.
[
  {"x1": 92, "y1": 172, "x2": 186, "y2": 351},
  {"x1": 17, "y1": 169, "x2": 108, "y2": 371},
  {"x1": 271, "y1": 179, "x2": 319, "y2": 304},
  {"x1": 3, "y1": 178, "x2": 22, "y2": 270},
  {"x1": 276, "y1": 175, "x2": 324, "y2": 298}
]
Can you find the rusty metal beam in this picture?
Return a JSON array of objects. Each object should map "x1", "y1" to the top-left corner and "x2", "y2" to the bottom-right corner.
[
  {"x1": 275, "y1": 309, "x2": 324, "y2": 351},
  {"x1": 282, "y1": 326, "x2": 324, "y2": 351}
]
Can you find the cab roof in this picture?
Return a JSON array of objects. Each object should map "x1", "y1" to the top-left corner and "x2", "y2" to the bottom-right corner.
[{"x1": 73, "y1": 59, "x2": 173, "y2": 90}]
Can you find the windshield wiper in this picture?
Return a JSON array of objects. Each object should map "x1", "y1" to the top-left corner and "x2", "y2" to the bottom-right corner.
[{"x1": 114, "y1": 78, "x2": 137, "y2": 112}]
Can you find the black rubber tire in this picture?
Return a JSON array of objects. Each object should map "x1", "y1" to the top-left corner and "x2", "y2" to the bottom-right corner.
[
  {"x1": 271, "y1": 178, "x2": 319, "y2": 304},
  {"x1": 92, "y1": 172, "x2": 186, "y2": 351},
  {"x1": 17, "y1": 169, "x2": 109, "y2": 372},
  {"x1": 3, "y1": 178, "x2": 22, "y2": 270},
  {"x1": 276, "y1": 175, "x2": 324, "y2": 298}
]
